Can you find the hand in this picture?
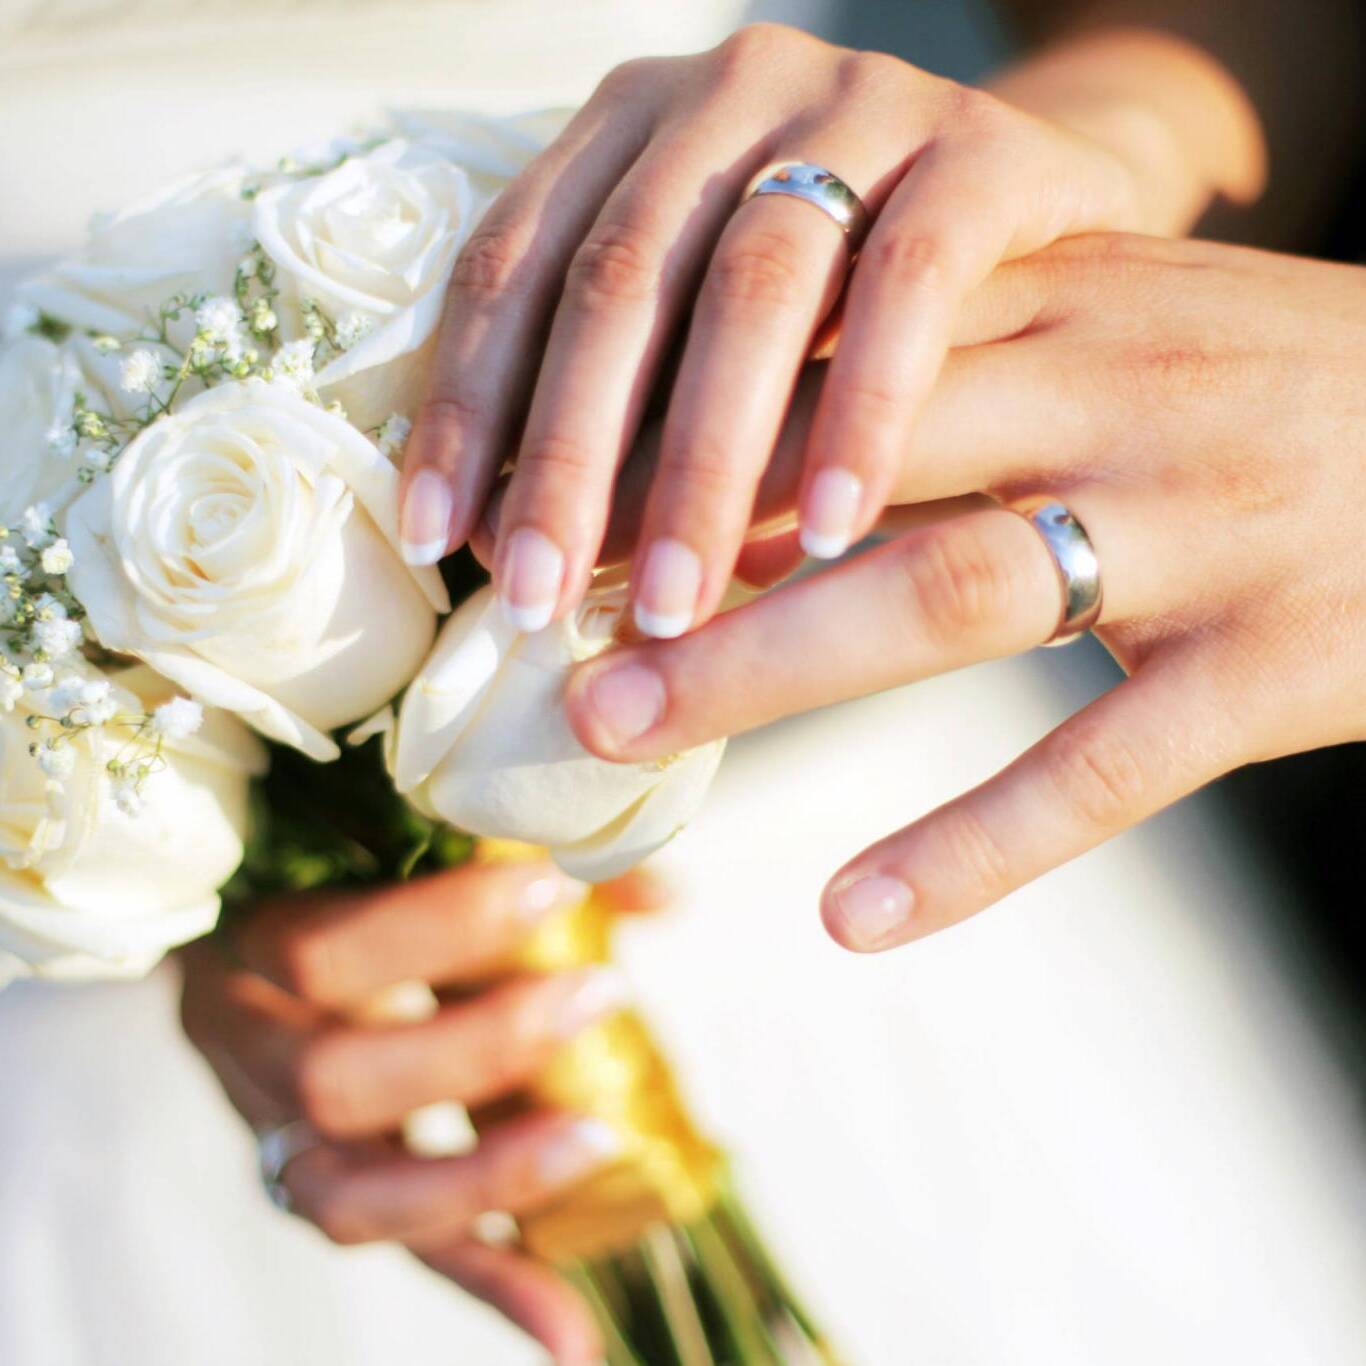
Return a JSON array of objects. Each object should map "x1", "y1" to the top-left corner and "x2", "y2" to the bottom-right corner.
[
  {"x1": 563, "y1": 233, "x2": 1366, "y2": 951},
  {"x1": 400, "y1": 23, "x2": 1253, "y2": 638},
  {"x1": 180, "y1": 861, "x2": 661, "y2": 1365}
]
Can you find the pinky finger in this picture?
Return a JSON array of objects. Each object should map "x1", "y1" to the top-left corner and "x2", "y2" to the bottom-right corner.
[
  {"x1": 416, "y1": 1238, "x2": 603, "y2": 1366},
  {"x1": 822, "y1": 648, "x2": 1244, "y2": 952}
]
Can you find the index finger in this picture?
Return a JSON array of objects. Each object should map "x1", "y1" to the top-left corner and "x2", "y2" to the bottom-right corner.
[{"x1": 236, "y1": 861, "x2": 587, "y2": 1009}]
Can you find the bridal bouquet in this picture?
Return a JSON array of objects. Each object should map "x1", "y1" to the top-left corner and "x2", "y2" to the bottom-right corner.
[{"x1": 1, "y1": 112, "x2": 832, "y2": 1362}]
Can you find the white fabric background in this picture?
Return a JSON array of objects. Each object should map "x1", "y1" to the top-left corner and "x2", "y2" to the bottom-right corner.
[{"x1": 1, "y1": 2, "x2": 1363, "y2": 1363}]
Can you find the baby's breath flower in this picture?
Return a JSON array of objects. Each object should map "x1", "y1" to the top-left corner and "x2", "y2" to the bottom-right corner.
[
  {"x1": 45, "y1": 421, "x2": 77, "y2": 458},
  {"x1": 40, "y1": 539, "x2": 75, "y2": 576},
  {"x1": 270, "y1": 338, "x2": 316, "y2": 391},
  {"x1": 80, "y1": 445, "x2": 113, "y2": 475},
  {"x1": 69, "y1": 679, "x2": 116, "y2": 726},
  {"x1": 195, "y1": 296, "x2": 243, "y2": 343},
  {"x1": 91, "y1": 334, "x2": 122, "y2": 354},
  {"x1": 48, "y1": 674, "x2": 86, "y2": 713},
  {"x1": 20, "y1": 504, "x2": 54, "y2": 550},
  {"x1": 0, "y1": 544, "x2": 22, "y2": 574},
  {"x1": 151, "y1": 696, "x2": 204, "y2": 741},
  {"x1": 111, "y1": 780, "x2": 145, "y2": 818},
  {"x1": 249, "y1": 298, "x2": 278, "y2": 334},
  {"x1": 376, "y1": 412, "x2": 412, "y2": 457},
  {"x1": 34, "y1": 739, "x2": 75, "y2": 780},
  {"x1": 119, "y1": 348, "x2": 163, "y2": 395},
  {"x1": 21, "y1": 662, "x2": 53, "y2": 691},
  {"x1": 32, "y1": 616, "x2": 82, "y2": 659},
  {"x1": 335, "y1": 311, "x2": 375, "y2": 351},
  {"x1": 75, "y1": 410, "x2": 107, "y2": 441}
]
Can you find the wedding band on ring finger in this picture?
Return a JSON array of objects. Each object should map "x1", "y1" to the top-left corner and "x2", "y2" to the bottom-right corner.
[
  {"x1": 258, "y1": 1119, "x2": 324, "y2": 1212},
  {"x1": 1002, "y1": 495, "x2": 1103, "y2": 645},
  {"x1": 741, "y1": 161, "x2": 872, "y2": 251}
]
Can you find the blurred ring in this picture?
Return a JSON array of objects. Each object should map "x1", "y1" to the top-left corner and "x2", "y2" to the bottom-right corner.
[
  {"x1": 258, "y1": 1119, "x2": 323, "y2": 1212},
  {"x1": 1004, "y1": 496, "x2": 1103, "y2": 645},
  {"x1": 742, "y1": 161, "x2": 870, "y2": 250}
]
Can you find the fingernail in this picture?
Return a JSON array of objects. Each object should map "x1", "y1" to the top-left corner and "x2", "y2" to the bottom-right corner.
[
  {"x1": 633, "y1": 538, "x2": 701, "y2": 639},
  {"x1": 554, "y1": 965, "x2": 630, "y2": 1039},
  {"x1": 401, "y1": 469, "x2": 455, "y2": 565},
  {"x1": 499, "y1": 527, "x2": 564, "y2": 633},
  {"x1": 585, "y1": 662, "x2": 665, "y2": 751},
  {"x1": 828, "y1": 874, "x2": 914, "y2": 950},
  {"x1": 517, "y1": 870, "x2": 588, "y2": 922},
  {"x1": 799, "y1": 468, "x2": 863, "y2": 560},
  {"x1": 538, "y1": 1117, "x2": 622, "y2": 1186}
]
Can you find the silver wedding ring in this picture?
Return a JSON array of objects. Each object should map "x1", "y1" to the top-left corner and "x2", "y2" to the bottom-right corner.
[
  {"x1": 742, "y1": 161, "x2": 870, "y2": 250},
  {"x1": 1005, "y1": 496, "x2": 1103, "y2": 645},
  {"x1": 258, "y1": 1119, "x2": 323, "y2": 1212}
]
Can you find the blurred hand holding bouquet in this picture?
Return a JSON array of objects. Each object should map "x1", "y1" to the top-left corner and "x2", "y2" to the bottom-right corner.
[{"x1": 0, "y1": 111, "x2": 831, "y2": 1362}]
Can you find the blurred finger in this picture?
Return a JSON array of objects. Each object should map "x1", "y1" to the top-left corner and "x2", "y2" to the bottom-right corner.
[
  {"x1": 821, "y1": 648, "x2": 1243, "y2": 950},
  {"x1": 237, "y1": 861, "x2": 587, "y2": 1009},
  {"x1": 284, "y1": 1110, "x2": 622, "y2": 1247},
  {"x1": 287, "y1": 967, "x2": 629, "y2": 1138},
  {"x1": 417, "y1": 1238, "x2": 603, "y2": 1366}
]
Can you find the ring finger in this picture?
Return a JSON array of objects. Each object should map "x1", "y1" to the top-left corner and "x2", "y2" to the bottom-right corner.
[{"x1": 626, "y1": 139, "x2": 906, "y2": 638}]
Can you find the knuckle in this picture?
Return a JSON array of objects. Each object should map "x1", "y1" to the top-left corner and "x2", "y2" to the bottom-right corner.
[
  {"x1": 419, "y1": 392, "x2": 488, "y2": 442},
  {"x1": 447, "y1": 227, "x2": 533, "y2": 302},
  {"x1": 897, "y1": 524, "x2": 1015, "y2": 644},
  {"x1": 1043, "y1": 722, "x2": 1151, "y2": 831},
  {"x1": 837, "y1": 48, "x2": 911, "y2": 99},
  {"x1": 869, "y1": 233, "x2": 951, "y2": 299},
  {"x1": 935, "y1": 804, "x2": 1013, "y2": 903},
  {"x1": 292, "y1": 1033, "x2": 356, "y2": 1136},
  {"x1": 517, "y1": 430, "x2": 598, "y2": 483},
  {"x1": 656, "y1": 431, "x2": 743, "y2": 499},
  {"x1": 705, "y1": 230, "x2": 806, "y2": 313},
  {"x1": 597, "y1": 56, "x2": 657, "y2": 100},
  {"x1": 940, "y1": 82, "x2": 1010, "y2": 135},
  {"x1": 565, "y1": 222, "x2": 662, "y2": 308},
  {"x1": 713, "y1": 22, "x2": 812, "y2": 79}
]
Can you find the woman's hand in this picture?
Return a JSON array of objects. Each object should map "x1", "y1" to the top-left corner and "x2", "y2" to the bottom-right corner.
[
  {"x1": 400, "y1": 22, "x2": 1260, "y2": 639},
  {"x1": 563, "y1": 233, "x2": 1366, "y2": 951},
  {"x1": 180, "y1": 860, "x2": 659, "y2": 1365}
]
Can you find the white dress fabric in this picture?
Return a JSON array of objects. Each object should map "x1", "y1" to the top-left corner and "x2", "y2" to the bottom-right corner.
[{"x1": 1, "y1": 3, "x2": 1363, "y2": 1364}]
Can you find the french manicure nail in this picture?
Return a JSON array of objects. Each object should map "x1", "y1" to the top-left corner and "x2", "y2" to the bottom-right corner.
[
  {"x1": 499, "y1": 527, "x2": 564, "y2": 633},
  {"x1": 799, "y1": 468, "x2": 863, "y2": 560},
  {"x1": 829, "y1": 874, "x2": 914, "y2": 950},
  {"x1": 401, "y1": 469, "x2": 455, "y2": 565},
  {"x1": 634, "y1": 538, "x2": 701, "y2": 639},
  {"x1": 586, "y1": 662, "x2": 665, "y2": 751},
  {"x1": 537, "y1": 1117, "x2": 623, "y2": 1186},
  {"x1": 518, "y1": 870, "x2": 589, "y2": 922},
  {"x1": 554, "y1": 965, "x2": 630, "y2": 1039}
]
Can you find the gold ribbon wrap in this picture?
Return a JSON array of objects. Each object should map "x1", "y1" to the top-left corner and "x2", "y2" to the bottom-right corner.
[{"x1": 474, "y1": 839, "x2": 724, "y2": 1263}]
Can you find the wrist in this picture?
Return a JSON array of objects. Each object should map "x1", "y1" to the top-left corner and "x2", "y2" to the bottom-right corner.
[{"x1": 986, "y1": 27, "x2": 1266, "y2": 234}]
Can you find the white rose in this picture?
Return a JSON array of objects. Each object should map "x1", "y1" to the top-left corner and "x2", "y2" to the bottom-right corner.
[
  {"x1": 254, "y1": 140, "x2": 479, "y2": 431},
  {"x1": 65, "y1": 380, "x2": 449, "y2": 761},
  {"x1": 390, "y1": 581, "x2": 725, "y2": 882},
  {"x1": 0, "y1": 336, "x2": 84, "y2": 523},
  {"x1": 17, "y1": 164, "x2": 252, "y2": 337},
  {"x1": 0, "y1": 664, "x2": 265, "y2": 987}
]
